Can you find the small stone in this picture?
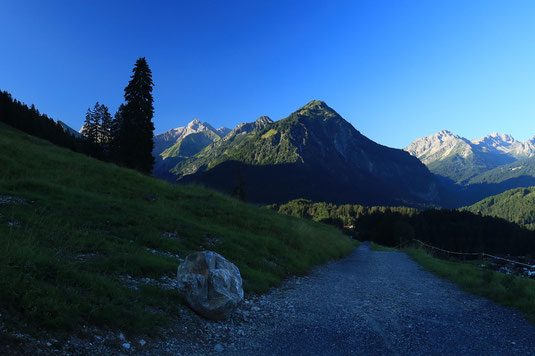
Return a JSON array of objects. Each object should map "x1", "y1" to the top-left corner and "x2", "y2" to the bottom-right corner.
[
  {"x1": 141, "y1": 193, "x2": 157, "y2": 201},
  {"x1": 214, "y1": 344, "x2": 224, "y2": 352},
  {"x1": 122, "y1": 343, "x2": 131, "y2": 350},
  {"x1": 139, "y1": 339, "x2": 146, "y2": 347},
  {"x1": 46, "y1": 342, "x2": 52, "y2": 347},
  {"x1": 119, "y1": 333, "x2": 126, "y2": 341},
  {"x1": 511, "y1": 341, "x2": 516, "y2": 345}
]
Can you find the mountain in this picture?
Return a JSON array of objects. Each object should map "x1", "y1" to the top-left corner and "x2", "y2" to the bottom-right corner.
[
  {"x1": 153, "y1": 118, "x2": 227, "y2": 156},
  {"x1": 216, "y1": 126, "x2": 232, "y2": 137},
  {"x1": 471, "y1": 133, "x2": 535, "y2": 159},
  {"x1": 463, "y1": 186, "x2": 535, "y2": 229},
  {"x1": 169, "y1": 115, "x2": 275, "y2": 178},
  {"x1": 57, "y1": 120, "x2": 83, "y2": 138},
  {"x1": 406, "y1": 131, "x2": 535, "y2": 184},
  {"x1": 152, "y1": 119, "x2": 230, "y2": 179},
  {"x1": 171, "y1": 100, "x2": 444, "y2": 207}
]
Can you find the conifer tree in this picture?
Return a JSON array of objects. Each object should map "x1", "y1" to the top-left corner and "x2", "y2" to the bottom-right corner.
[
  {"x1": 116, "y1": 57, "x2": 155, "y2": 173},
  {"x1": 98, "y1": 104, "x2": 113, "y2": 145},
  {"x1": 82, "y1": 104, "x2": 100, "y2": 144},
  {"x1": 95, "y1": 103, "x2": 113, "y2": 157}
]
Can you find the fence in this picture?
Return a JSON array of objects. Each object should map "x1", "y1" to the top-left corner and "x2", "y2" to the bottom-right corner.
[{"x1": 406, "y1": 239, "x2": 535, "y2": 269}]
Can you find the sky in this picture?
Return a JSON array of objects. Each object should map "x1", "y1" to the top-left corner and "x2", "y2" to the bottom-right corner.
[{"x1": 1, "y1": 0, "x2": 535, "y2": 149}]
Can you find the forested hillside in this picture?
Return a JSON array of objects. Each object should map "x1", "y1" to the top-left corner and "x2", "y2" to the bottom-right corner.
[
  {"x1": 273, "y1": 199, "x2": 535, "y2": 257},
  {"x1": 464, "y1": 187, "x2": 535, "y2": 229}
]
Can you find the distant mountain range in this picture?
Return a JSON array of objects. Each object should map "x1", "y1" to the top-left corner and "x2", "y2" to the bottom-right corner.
[
  {"x1": 153, "y1": 100, "x2": 445, "y2": 207},
  {"x1": 60, "y1": 102, "x2": 535, "y2": 209},
  {"x1": 405, "y1": 130, "x2": 535, "y2": 205},
  {"x1": 405, "y1": 130, "x2": 535, "y2": 184}
]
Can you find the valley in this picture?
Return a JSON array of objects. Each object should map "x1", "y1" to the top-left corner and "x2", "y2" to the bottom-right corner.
[
  {"x1": 3, "y1": 97, "x2": 535, "y2": 354},
  {"x1": 4, "y1": 2, "x2": 535, "y2": 355}
]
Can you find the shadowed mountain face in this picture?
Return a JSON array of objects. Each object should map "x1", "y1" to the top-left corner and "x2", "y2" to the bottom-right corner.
[{"x1": 171, "y1": 101, "x2": 444, "y2": 207}]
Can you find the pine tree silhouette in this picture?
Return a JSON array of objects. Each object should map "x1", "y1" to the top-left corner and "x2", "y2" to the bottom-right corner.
[{"x1": 116, "y1": 57, "x2": 155, "y2": 173}]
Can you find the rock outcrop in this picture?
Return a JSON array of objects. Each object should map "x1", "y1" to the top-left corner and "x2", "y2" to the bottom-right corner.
[{"x1": 177, "y1": 251, "x2": 243, "y2": 320}]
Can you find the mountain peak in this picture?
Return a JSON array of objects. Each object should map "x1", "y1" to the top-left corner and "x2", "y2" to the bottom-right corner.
[
  {"x1": 437, "y1": 129, "x2": 454, "y2": 136},
  {"x1": 471, "y1": 132, "x2": 517, "y2": 146},
  {"x1": 254, "y1": 116, "x2": 273, "y2": 125},
  {"x1": 187, "y1": 118, "x2": 202, "y2": 127},
  {"x1": 405, "y1": 130, "x2": 472, "y2": 166},
  {"x1": 303, "y1": 100, "x2": 328, "y2": 109},
  {"x1": 294, "y1": 100, "x2": 342, "y2": 122}
]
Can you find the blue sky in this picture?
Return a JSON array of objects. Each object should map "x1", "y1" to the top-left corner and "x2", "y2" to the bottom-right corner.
[{"x1": 1, "y1": 0, "x2": 535, "y2": 148}]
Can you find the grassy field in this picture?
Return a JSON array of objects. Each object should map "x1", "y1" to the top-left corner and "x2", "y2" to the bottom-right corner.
[
  {"x1": 0, "y1": 122, "x2": 356, "y2": 335},
  {"x1": 405, "y1": 248, "x2": 535, "y2": 323}
]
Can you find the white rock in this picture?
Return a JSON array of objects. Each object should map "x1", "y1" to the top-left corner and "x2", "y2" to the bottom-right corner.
[{"x1": 122, "y1": 343, "x2": 130, "y2": 350}]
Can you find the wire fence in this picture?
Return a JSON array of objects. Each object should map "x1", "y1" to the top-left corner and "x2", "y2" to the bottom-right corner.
[{"x1": 405, "y1": 239, "x2": 535, "y2": 269}]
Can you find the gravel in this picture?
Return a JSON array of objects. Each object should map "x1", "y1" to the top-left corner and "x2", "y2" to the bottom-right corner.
[
  {"x1": 0, "y1": 195, "x2": 27, "y2": 205},
  {"x1": 3, "y1": 243, "x2": 535, "y2": 355}
]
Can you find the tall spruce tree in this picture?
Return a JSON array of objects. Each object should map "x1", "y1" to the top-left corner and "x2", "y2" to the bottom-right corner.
[{"x1": 117, "y1": 57, "x2": 155, "y2": 173}]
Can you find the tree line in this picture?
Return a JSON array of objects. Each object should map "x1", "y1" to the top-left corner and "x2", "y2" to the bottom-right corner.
[
  {"x1": 0, "y1": 91, "x2": 96, "y2": 155},
  {"x1": 269, "y1": 199, "x2": 417, "y2": 226},
  {"x1": 272, "y1": 199, "x2": 535, "y2": 258},
  {"x1": 0, "y1": 57, "x2": 155, "y2": 174}
]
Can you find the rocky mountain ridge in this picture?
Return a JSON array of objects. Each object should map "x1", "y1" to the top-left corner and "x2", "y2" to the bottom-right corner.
[
  {"x1": 153, "y1": 119, "x2": 230, "y2": 157},
  {"x1": 405, "y1": 130, "x2": 535, "y2": 184},
  {"x1": 407, "y1": 130, "x2": 535, "y2": 163}
]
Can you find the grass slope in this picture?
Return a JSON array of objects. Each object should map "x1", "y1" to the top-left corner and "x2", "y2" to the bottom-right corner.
[{"x1": 0, "y1": 122, "x2": 356, "y2": 335}]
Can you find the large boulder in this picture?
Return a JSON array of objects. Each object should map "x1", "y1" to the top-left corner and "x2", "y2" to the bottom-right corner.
[{"x1": 177, "y1": 251, "x2": 244, "y2": 320}]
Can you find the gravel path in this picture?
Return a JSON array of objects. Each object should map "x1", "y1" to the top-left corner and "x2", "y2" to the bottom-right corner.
[
  {"x1": 214, "y1": 242, "x2": 535, "y2": 355},
  {"x1": 7, "y1": 243, "x2": 535, "y2": 355}
]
